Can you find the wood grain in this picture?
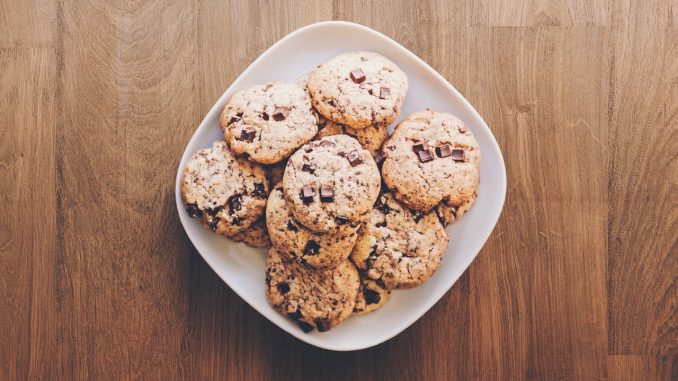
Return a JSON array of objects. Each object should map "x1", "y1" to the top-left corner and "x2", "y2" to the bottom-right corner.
[{"x1": 0, "y1": 0, "x2": 676, "y2": 380}]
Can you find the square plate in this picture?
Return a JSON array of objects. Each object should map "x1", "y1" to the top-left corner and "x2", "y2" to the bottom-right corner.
[{"x1": 175, "y1": 21, "x2": 506, "y2": 351}]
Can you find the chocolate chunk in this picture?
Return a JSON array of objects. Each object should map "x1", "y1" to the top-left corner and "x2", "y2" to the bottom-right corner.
[
  {"x1": 232, "y1": 216, "x2": 243, "y2": 226},
  {"x1": 301, "y1": 164, "x2": 315, "y2": 174},
  {"x1": 412, "y1": 141, "x2": 429, "y2": 153},
  {"x1": 346, "y1": 150, "x2": 363, "y2": 166},
  {"x1": 411, "y1": 210, "x2": 425, "y2": 222},
  {"x1": 368, "y1": 88, "x2": 373, "y2": 95},
  {"x1": 276, "y1": 283, "x2": 290, "y2": 294},
  {"x1": 287, "y1": 309, "x2": 302, "y2": 320},
  {"x1": 315, "y1": 319, "x2": 331, "y2": 332},
  {"x1": 379, "y1": 87, "x2": 390, "y2": 99},
  {"x1": 206, "y1": 206, "x2": 222, "y2": 217},
  {"x1": 350, "y1": 69, "x2": 366, "y2": 84},
  {"x1": 297, "y1": 321, "x2": 314, "y2": 333},
  {"x1": 417, "y1": 148, "x2": 434, "y2": 163},
  {"x1": 335, "y1": 216, "x2": 349, "y2": 225},
  {"x1": 303, "y1": 240, "x2": 320, "y2": 255},
  {"x1": 286, "y1": 221, "x2": 299, "y2": 232},
  {"x1": 272, "y1": 106, "x2": 290, "y2": 121},
  {"x1": 240, "y1": 129, "x2": 256, "y2": 142},
  {"x1": 435, "y1": 144, "x2": 452, "y2": 158},
  {"x1": 228, "y1": 116, "x2": 241, "y2": 125},
  {"x1": 319, "y1": 187, "x2": 334, "y2": 202},
  {"x1": 262, "y1": 112, "x2": 269, "y2": 121},
  {"x1": 186, "y1": 204, "x2": 202, "y2": 218},
  {"x1": 209, "y1": 218, "x2": 221, "y2": 231},
  {"x1": 318, "y1": 140, "x2": 335, "y2": 147},
  {"x1": 458, "y1": 126, "x2": 468, "y2": 133},
  {"x1": 236, "y1": 112, "x2": 243, "y2": 117},
  {"x1": 300, "y1": 187, "x2": 315, "y2": 204},
  {"x1": 451, "y1": 149, "x2": 465, "y2": 162},
  {"x1": 363, "y1": 288, "x2": 381, "y2": 305},
  {"x1": 253, "y1": 183, "x2": 265, "y2": 197},
  {"x1": 375, "y1": 220, "x2": 387, "y2": 228},
  {"x1": 328, "y1": 99, "x2": 336, "y2": 107},
  {"x1": 228, "y1": 194, "x2": 242, "y2": 214}
]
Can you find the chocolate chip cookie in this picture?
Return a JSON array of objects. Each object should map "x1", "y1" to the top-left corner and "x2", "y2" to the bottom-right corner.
[
  {"x1": 315, "y1": 118, "x2": 389, "y2": 157},
  {"x1": 181, "y1": 141, "x2": 269, "y2": 236},
  {"x1": 283, "y1": 135, "x2": 381, "y2": 233},
  {"x1": 381, "y1": 109, "x2": 480, "y2": 211},
  {"x1": 228, "y1": 216, "x2": 271, "y2": 248},
  {"x1": 353, "y1": 272, "x2": 390, "y2": 315},
  {"x1": 351, "y1": 193, "x2": 449, "y2": 289},
  {"x1": 267, "y1": 184, "x2": 359, "y2": 269},
  {"x1": 220, "y1": 81, "x2": 318, "y2": 164},
  {"x1": 265, "y1": 246, "x2": 359, "y2": 333},
  {"x1": 434, "y1": 190, "x2": 477, "y2": 226},
  {"x1": 308, "y1": 51, "x2": 408, "y2": 129}
]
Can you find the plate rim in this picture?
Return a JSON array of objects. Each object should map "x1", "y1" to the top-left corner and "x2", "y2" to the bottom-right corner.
[{"x1": 175, "y1": 20, "x2": 507, "y2": 351}]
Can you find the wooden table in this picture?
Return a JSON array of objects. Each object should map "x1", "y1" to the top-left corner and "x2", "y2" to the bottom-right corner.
[{"x1": 1, "y1": 1, "x2": 676, "y2": 379}]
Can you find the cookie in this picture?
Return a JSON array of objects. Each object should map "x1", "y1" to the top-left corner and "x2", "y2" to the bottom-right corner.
[
  {"x1": 265, "y1": 246, "x2": 359, "y2": 333},
  {"x1": 267, "y1": 184, "x2": 358, "y2": 269},
  {"x1": 381, "y1": 110, "x2": 480, "y2": 211},
  {"x1": 308, "y1": 51, "x2": 408, "y2": 129},
  {"x1": 434, "y1": 190, "x2": 477, "y2": 226},
  {"x1": 353, "y1": 272, "x2": 390, "y2": 315},
  {"x1": 228, "y1": 216, "x2": 271, "y2": 248},
  {"x1": 315, "y1": 118, "x2": 388, "y2": 157},
  {"x1": 181, "y1": 141, "x2": 269, "y2": 236},
  {"x1": 351, "y1": 193, "x2": 449, "y2": 289},
  {"x1": 220, "y1": 81, "x2": 318, "y2": 164},
  {"x1": 283, "y1": 135, "x2": 381, "y2": 233}
]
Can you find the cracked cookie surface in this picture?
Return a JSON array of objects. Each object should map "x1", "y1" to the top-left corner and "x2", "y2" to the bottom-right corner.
[
  {"x1": 265, "y1": 246, "x2": 359, "y2": 333},
  {"x1": 181, "y1": 141, "x2": 269, "y2": 236},
  {"x1": 220, "y1": 81, "x2": 318, "y2": 164},
  {"x1": 350, "y1": 193, "x2": 448, "y2": 289},
  {"x1": 283, "y1": 135, "x2": 381, "y2": 233},
  {"x1": 266, "y1": 184, "x2": 358, "y2": 269},
  {"x1": 308, "y1": 51, "x2": 408, "y2": 129},
  {"x1": 382, "y1": 109, "x2": 480, "y2": 211}
]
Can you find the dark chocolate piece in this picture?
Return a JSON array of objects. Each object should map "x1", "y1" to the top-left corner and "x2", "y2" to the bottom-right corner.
[
  {"x1": 228, "y1": 194, "x2": 242, "y2": 214},
  {"x1": 209, "y1": 218, "x2": 221, "y2": 231},
  {"x1": 240, "y1": 129, "x2": 256, "y2": 142},
  {"x1": 379, "y1": 87, "x2": 390, "y2": 99},
  {"x1": 297, "y1": 321, "x2": 314, "y2": 333},
  {"x1": 412, "y1": 141, "x2": 429, "y2": 153},
  {"x1": 319, "y1": 187, "x2": 334, "y2": 202},
  {"x1": 301, "y1": 164, "x2": 315, "y2": 174},
  {"x1": 363, "y1": 288, "x2": 381, "y2": 305},
  {"x1": 286, "y1": 221, "x2": 299, "y2": 232},
  {"x1": 186, "y1": 204, "x2": 202, "y2": 218},
  {"x1": 350, "y1": 69, "x2": 366, "y2": 84},
  {"x1": 276, "y1": 283, "x2": 290, "y2": 294},
  {"x1": 206, "y1": 206, "x2": 222, "y2": 217},
  {"x1": 451, "y1": 149, "x2": 465, "y2": 162},
  {"x1": 252, "y1": 183, "x2": 265, "y2": 197},
  {"x1": 303, "y1": 240, "x2": 320, "y2": 255},
  {"x1": 346, "y1": 150, "x2": 363, "y2": 166},
  {"x1": 335, "y1": 216, "x2": 349, "y2": 225},
  {"x1": 272, "y1": 106, "x2": 290, "y2": 121},
  {"x1": 417, "y1": 148, "x2": 434, "y2": 163},
  {"x1": 435, "y1": 144, "x2": 452, "y2": 158},
  {"x1": 262, "y1": 111, "x2": 269, "y2": 121},
  {"x1": 229, "y1": 116, "x2": 241, "y2": 125},
  {"x1": 315, "y1": 319, "x2": 332, "y2": 332},
  {"x1": 300, "y1": 187, "x2": 315, "y2": 204}
]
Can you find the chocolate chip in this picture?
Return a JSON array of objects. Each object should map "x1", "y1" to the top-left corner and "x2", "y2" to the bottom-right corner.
[
  {"x1": 186, "y1": 204, "x2": 202, "y2": 218},
  {"x1": 206, "y1": 206, "x2": 222, "y2": 217},
  {"x1": 368, "y1": 88, "x2": 373, "y2": 95},
  {"x1": 300, "y1": 187, "x2": 315, "y2": 204},
  {"x1": 411, "y1": 210, "x2": 425, "y2": 222},
  {"x1": 412, "y1": 141, "x2": 429, "y2": 153},
  {"x1": 297, "y1": 321, "x2": 314, "y2": 333},
  {"x1": 320, "y1": 187, "x2": 334, "y2": 202},
  {"x1": 346, "y1": 150, "x2": 363, "y2": 166},
  {"x1": 375, "y1": 220, "x2": 387, "y2": 228},
  {"x1": 272, "y1": 106, "x2": 290, "y2": 121},
  {"x1": 228, "y1": 116, "x2": 241, "y2": 125},
  {"x1": 435, "y1": 144, "x2": 452, "y2": 158},
  {"x1": 315, "y1": 319, "x2": 332, "y2": 332},
  {"x1": 262, "y1": 112, "x2": 269, "y2": 121},
  {"x1": 232, "y1": 216, "x2": 243, "y2": 225},
  {"x1": 379, "y1": 87, "x2": 390, "y2": 99},
  {"x1": 417, "y1": 148, "x2": 434, "y2": 163},
  {"x1": 328, "y1": 99, "x2": 336, "y2": 107},
  {"x1": 240, "y1": 129, "x2": 256, "y2": 142},
  {"x1": 253, "y1": 183, "x2": 265, "y2": 197},
  {"x1": 318, "y1": 140, "x2": 335, "y2": 147},
  {"x1": 228, "y1": 194, "x2": 242, "y2": 214},
  {"x1": 209, "y1": 218, "x2": 220, "y2": 231},
  {"x1": 336, "y1": 216, "x2": 349, "y2": 225},
  {"x1": 350, "y1": 69, "x2": 366, "y2": 84},
  {"x1": 276, "y1": 283, "x2": 290, "y2": 294},
  {"x1": 363, "y1": 288, "x2": 381, "y2": 305},
  {"x1": 458, "y1": 126, "x2": 468, "y2": 133},
  {"x1": 302, "y1": 164, "x2": 315, "y2": 174},
  {"x1": 286, "y1": 221, "x2": 299, "y2": 232},
  {"x1": 304, "y1": 240, "x2": 320, "y2": 255},
  {"x1": 451, "y1": 149, "x2": 465, "y2": 162},
  {"x1": 287, "y1": 309, "x2": 302, "y2": 320}
]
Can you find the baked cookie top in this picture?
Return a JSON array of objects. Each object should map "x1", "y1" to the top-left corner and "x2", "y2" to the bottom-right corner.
[
  {"x1": 265, "y1": 246, "x2": 359, "y2": 333},
  {"x1": 315, "y1": 118, "x2": 389, "y2": 157},
  {"x1": 351, "y1": 193, "x2": 449, "y2": 289},
  {"x1": 228, "y1": 216, "x2": 271, "y2": 249},
  {"x1": 308, "y1": 51, "x2": 408, "y2": 129},
  {"x1": 381, "y1": 109, "x2": 480, "y2": 211},
  {"x1": 220, "y1": 81, "x2": 318, "y2": 164},
  {"x1": 266, "y1": 184, "x2": 359, "y2": 269},
  {"x1": 181, "y1": 141, "x2": 269, "y2": 236},
  {"x1": 283, "y1": 134, "x2": 381, "y2": 233},
  {"x1": 353, "y1": 271, "x2": 390, "y2": 315}
]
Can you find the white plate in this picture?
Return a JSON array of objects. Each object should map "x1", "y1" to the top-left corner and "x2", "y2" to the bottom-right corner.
[{"x1": 175, "y1": 21, "x2": 506, "y2": 351}]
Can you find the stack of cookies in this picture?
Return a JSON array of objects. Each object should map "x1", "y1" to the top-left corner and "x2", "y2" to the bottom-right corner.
[{"x1": 181, "y1": 51, "x2": 481, "y2": 333}]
